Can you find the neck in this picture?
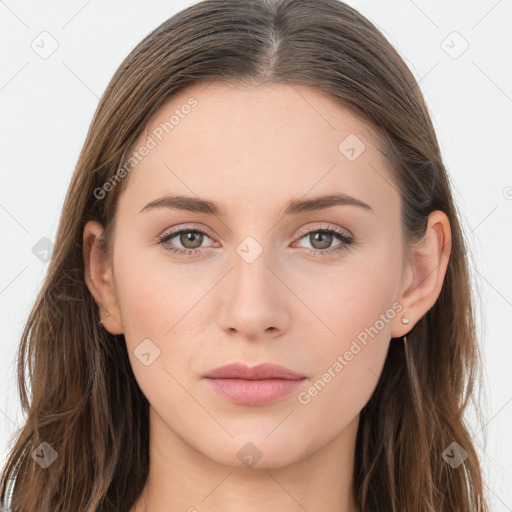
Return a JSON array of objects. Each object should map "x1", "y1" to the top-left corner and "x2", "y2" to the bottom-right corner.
[{"x1": 130, "y1": 408, "x2": 360, "y2": 512}]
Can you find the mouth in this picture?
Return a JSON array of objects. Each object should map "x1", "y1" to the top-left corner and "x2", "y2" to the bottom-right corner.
[{"x1": 202, "y1": 362, "x2": 306, "y2": 406}]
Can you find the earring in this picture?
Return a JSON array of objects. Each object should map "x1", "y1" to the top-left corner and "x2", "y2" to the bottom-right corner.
[
  {"x1": 401, "y1": 315, "x2": 409, "y2": 325},
  {"x1": 99, "y1": 309, "x2": 109, "y2": 325}
]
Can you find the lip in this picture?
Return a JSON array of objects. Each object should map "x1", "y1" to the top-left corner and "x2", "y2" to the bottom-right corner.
[
  {"x1": 202, "y1": 363, "x2": 306, "y2": 406},
  {"x1": 202, "y1": 362, "x2": 305, "y2": 380}
]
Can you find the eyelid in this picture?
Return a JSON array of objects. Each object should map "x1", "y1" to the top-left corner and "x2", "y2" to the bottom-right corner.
[
  {"x1": 295, "y1": 223, "x2": 353, "y2": 240},
  {"x1": 157, "y1": 223, "x2": 217, "y2": 245},
  {"x1": 158, "y1": 223, "x2": 214, "y2": 238},
  {"x1": 158, "y1": 222, "x2": 352, "y2": 244},
  {"x1": 156, "y1": 222, "x2": 355, "y2": 257}
]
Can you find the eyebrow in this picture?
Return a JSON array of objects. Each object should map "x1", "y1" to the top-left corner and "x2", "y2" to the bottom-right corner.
[{"x1": 139, "y1": 193, "x2": 373, "y2": 216}]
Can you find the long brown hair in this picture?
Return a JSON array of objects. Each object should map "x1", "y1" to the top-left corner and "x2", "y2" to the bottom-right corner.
[{"x1": 0, "y1": 0, "x2": 489, "y2": 510}]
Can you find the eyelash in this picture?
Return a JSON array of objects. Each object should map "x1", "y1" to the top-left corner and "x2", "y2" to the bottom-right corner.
[
  {"x1": 157, "y1": 226, "x2": 355, "y2": 257},
  {"x1": 156, "y1": 224, "x2": 354, "y2": 258}
]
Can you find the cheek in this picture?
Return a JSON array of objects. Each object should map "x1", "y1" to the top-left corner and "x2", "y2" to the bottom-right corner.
[
  {"x1": 293, "y1": 241, "x2": 400, "y2": 345},
  {"x1": 113, "y1": 237, "x2": 200, "y2": 338},
  {"x1": 111, "y1": 244, "x2": 196, "y2": 392},
  {"x1": 111, "y1": 236, "x2": 230, "y2": 395},
  {"x1": 114, "y1": 267, "x2": 201, "y2": 417},
  {"x1": 291, "y1": 246, "x2": 400, "y2": 423}
]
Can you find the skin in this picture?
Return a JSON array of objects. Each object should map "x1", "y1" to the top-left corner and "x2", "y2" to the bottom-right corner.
[{"x1": 83, "y1": 81, "x2": 451, "y2": 512}]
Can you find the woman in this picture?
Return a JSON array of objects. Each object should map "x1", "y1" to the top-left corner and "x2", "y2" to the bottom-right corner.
[{"x1": 0, "y1": 0, "x2": 489, "y2": 510}]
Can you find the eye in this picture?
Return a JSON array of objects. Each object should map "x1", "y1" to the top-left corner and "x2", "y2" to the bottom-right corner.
[
  {"x1": 157, "y1": 226, "x2": 216, "y2": 257},
  {"x1": 293, "y1": 224, "x2": 354, "y2": 257},
  {"x1": 156, "y1": 223, "x2": 354, "y2": 258}
]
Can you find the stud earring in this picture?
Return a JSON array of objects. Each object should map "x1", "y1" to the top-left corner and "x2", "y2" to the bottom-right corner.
[
  {"x1": 99, "y1": 309, "x2": 109, "y2": 325},
  {"x1": 401, "y1": 315, "x2": 409, "y2": 325}
]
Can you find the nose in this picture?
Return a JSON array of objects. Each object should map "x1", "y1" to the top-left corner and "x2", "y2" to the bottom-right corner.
[{"x1": 216, "y1": 245, "x2": 290, "y2": 341}]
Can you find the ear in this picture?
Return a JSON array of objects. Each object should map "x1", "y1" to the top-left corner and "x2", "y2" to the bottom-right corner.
[
  {"x1": 83, "y1": 220, "x2": 124, "y2": 335},
  {"x1": 391, "y1": 210, "x2": 452, "y2": 338}
]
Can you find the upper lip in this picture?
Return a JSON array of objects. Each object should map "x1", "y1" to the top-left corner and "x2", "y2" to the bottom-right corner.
[{"x1": 203, "y1": 363, "x2": 305, "y2": 380}]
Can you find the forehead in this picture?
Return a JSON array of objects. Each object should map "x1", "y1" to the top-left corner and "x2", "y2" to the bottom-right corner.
[
  {"x1": 118, "y1": 81, "x2": 398, "y2": 218},
  {"x1": 145, "y1": 80, "x2": 380, "y2": 146}
]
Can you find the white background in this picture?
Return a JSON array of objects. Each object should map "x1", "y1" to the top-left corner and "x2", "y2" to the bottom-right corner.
[{"x1": 0, "y1": 0, "x2": 511, "y2": 509}]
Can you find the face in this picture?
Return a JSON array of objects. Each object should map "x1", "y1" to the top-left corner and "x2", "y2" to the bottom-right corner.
[{"x1": 99, "y1": 81, "x2": 408, "y2": 468}]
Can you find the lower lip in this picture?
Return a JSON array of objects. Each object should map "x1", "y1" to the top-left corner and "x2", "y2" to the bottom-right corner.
[{"x1": 203, "y1": 377, "x2": 306, "y2": 406}]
